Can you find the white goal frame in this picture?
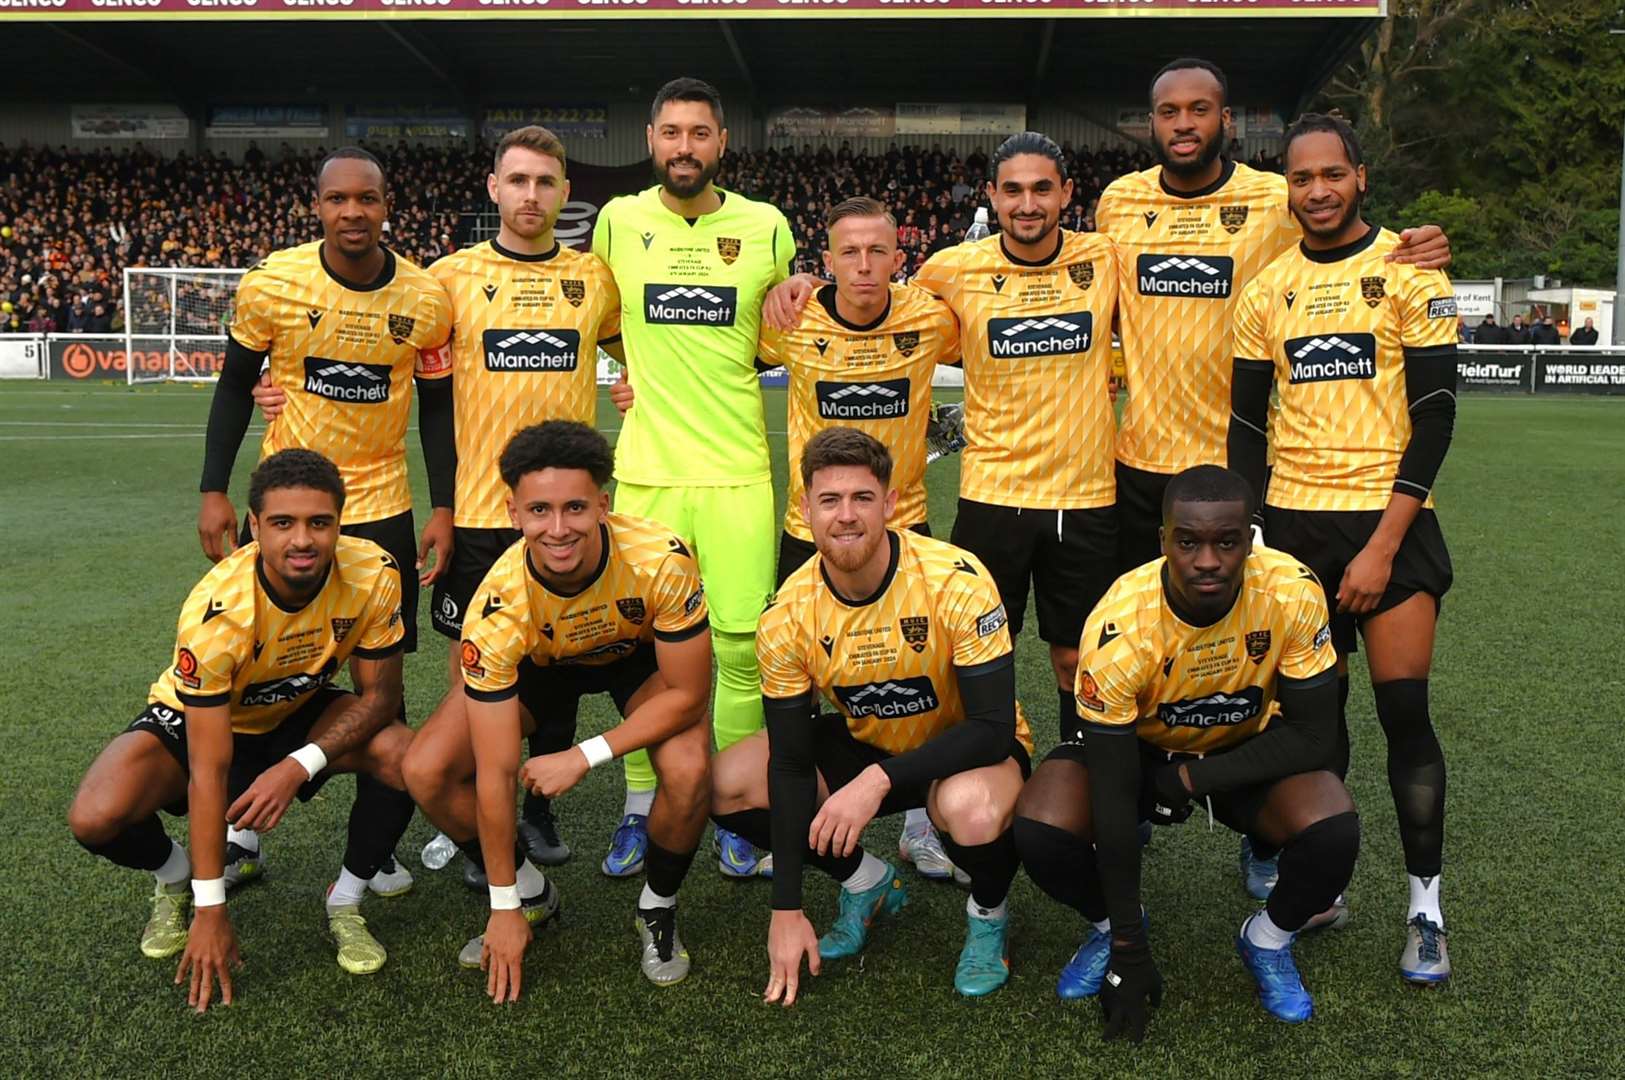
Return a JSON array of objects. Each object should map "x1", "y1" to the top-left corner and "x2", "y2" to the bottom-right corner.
[{"x1": 123, "y1": 266, "x2": 246, "y2": 384}]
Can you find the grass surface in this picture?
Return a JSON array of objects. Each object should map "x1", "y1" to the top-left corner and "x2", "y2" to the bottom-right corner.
[{"x1": 2, "y1": 383, "x2": 1622, "y2": 1077}]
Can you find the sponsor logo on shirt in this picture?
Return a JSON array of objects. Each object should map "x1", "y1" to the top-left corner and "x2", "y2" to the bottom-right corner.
[
  {"x1": 815, "y1": 377, "x2": 911, "y2": 420},
  {"x1": 1136, "y1": 253, "x2": 1235, "y2": 299},
  {"x1": 1428, "y1": 297, "x2": 1458, "y2": 320},
  {"x1": 302, "y1": 357, "x2": 392, "y2": 403},
  {"x1": 976, "y1": 604, "x2": 1007, "y2": 638},
  {"x1": 1156, "y1": 686, "x2": 1265, "y2": 729},
  {"x1": 482, "y1": 328, "x2": 581, "y2": 372},
  {"x1": 239, "y1": 658, "x2": 339, "y2": 709},
  {"x1": 833, "y1": 676, "x2": 941, "y2": 719},
  {"x1": 1285, "y1": 333, "x2": 1378, "y2": 383},
  {"x1": 985, "y1": 312, "x2": 1094, "y2": 358},
  {"x1": 644, "y1": 284, "x2": 738, "y2": 326}
]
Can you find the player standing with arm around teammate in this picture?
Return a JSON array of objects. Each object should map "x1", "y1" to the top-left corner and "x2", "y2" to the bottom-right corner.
[
  {"x1": 1014, "y1": 466, "x2": 1358, "y2": 1036},
  {"x1": 1228, "y1": 114, "x2": 1459, "y2": 985},
  {"x1": 69, "y1": 451, "x2": 418, "y2": 1009},
  {"x1": 710, "y1": 429, "x2": 1033, "y2": 1002},
  {"x1": 592, "y1": 78, "x2": 794, "y2": 879}
]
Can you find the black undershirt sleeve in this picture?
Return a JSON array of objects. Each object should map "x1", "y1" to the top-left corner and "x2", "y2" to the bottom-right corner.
[
  {"x1": 1183, "y1": 670, "x2": 1339, "y2": 796},
  {"x1": 199, "y1": 336, "x2": 267, "y2": 494},
  {"x1": 1227, "y1": 358, "x2": 1275, "y2": 511},
  {"x1": 766, "y1": 690, "x2": 820, "y2": 911},
  {"x1": 876, "y1": 654, "x2": 1016, "y2": 793},
  {"x1": 1085, "y1": 724, "x2": 1147, "y2": 939},
  {"x1": 415, "y1": 376, "x2": 456, "y2": 510},
  {"x1": 1394, "y1": 345, "x2": 1458, "y2": 501}
]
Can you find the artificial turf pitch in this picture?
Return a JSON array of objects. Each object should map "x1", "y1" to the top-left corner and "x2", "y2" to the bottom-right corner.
[{"x1": 2, "y1": 383, "x2": 1621, "y2": 1077}]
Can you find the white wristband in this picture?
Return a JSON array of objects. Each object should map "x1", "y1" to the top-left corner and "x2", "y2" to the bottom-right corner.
[
  {"x1": 578, "y1": 735, "x2": 614, "y2": 769},
  {"x1": 192, "y1": 877, "x2": 227, "y2": 908},
  {"x1": 489, "y1": 883, "x2": 521, "y2": 910},
  {"x1": 288, "y1": 742, "x2": 328, "y2": 780}
]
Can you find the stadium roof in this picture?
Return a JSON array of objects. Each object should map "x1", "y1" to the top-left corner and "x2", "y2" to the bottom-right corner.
[{"x1": 3, "y1": 15, "x2": 1373, "y2": 118}]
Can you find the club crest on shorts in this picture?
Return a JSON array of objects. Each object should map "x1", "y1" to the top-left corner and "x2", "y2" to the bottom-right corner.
[
  {"x1": 900, "y1": 616, "x2": 929, "y2": 653},
  {"x1": 893, "y1": 331, "x2": 920, "y2": 357},
  {"x1": 1361, "y1": 276, "x2": 1387, "y2": 308},
  {"x1": 1068, "y1": 261, "x2": 1094, "y2": 290},
  {"x1": 1219, "y1": 205, "x2": 1249, "y2": 234},
  {"x1": 388, "y1": 313, "x2": 415, "y2": 343},
  {"x1": 561, "y1": 279, "x2": 585, "y2": 307},
  {"x1": 617, "y1": 597, "x2": 646, "y2": 625},
  {"x1": 1246, "y1": 630, "x2": 1272, "y2": 663},
  {"x1": 331, "y1": 617, "x2": 356, "y2": 643},
  {"x1": 716, "y1": 237, "x2": 741, "y2": 265}
]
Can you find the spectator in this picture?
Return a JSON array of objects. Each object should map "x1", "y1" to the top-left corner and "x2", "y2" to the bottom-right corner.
[
  {"x1": 1457, "y1": 318, "x2": 1472, "y2": 344},
  {"x1": 1506, "y1": 315, "x2": 1533, "y2": 345},
  {"x1": 1475, "y1": 314, "x2": 1506, "y2": 344},
  {"x1": 1570, "y1": 317, "x2": 1600, "y2": 346},
  {"x1": 1530, "y1": 316, "x2": 1560, "y2": 346}
]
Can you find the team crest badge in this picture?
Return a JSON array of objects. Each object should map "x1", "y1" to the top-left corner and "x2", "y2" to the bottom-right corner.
[
  {"x1": 561, "y1": 279, "x2": 585, "y2": 307},
  {"x1": 617, "y1": 597, "x2": 647, "y2": 625},
  {"x1": 1068, "y1": 261, "x2": 1094, "y2": 290},
  {"x1": 388, "y1": 314, "x2": 415, "y2": 343},
  {"x1": 1245, "y1": 630, "x2": 1272, "y2": 664},
  {"x1": 717, "y1": 237, "x2": 742, "y2": 265},
  {"x1": 331, "y1": 617, "x2": 356, "y2": 643},
  {"x1": 893, "y1": 331, "x2": 920, "y2": 357},
  {"x1": 1219, "y1": 205, "x2": 1249, "y2": 234},
  {"x1": 1361, "y1": 276, "x2": 1387, "y2": 308},
  {"x1": 900, "y1": 616, "x2": 929, "y2": 654}
]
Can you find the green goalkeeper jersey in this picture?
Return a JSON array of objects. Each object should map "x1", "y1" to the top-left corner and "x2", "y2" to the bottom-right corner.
[{"x1": 593, "y1": 185, "x2": 795, "y2": 487}]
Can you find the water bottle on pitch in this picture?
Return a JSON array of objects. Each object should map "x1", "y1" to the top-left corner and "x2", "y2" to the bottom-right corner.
[
  {"x1": 964, "y1": 206, "x2": 991, "y2": 243},
  {"x1": 421, "y1": 830, "x2": 457, "y2": 870}
]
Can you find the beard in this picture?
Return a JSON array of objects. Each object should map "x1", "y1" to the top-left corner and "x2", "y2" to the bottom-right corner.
[
  {"x1": 1293, "y1": 187, "x2": 1364, "y2": 240},
  {"x1": 654, "y1": 154, "x2": 720, "y2": 200},
  {"x1": 1154, "y1": 130, "x2": 1223, "y2": 178},
  {"x1": 819, "y1": 527, "x2": 883, "y2": 575}
]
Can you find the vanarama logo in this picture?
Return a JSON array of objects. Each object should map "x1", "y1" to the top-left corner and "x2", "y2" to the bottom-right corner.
[
  {"x1": 1136, "y1": 253, "x2": 1234, "y2": 298},
  {"x1": 54, "y1": 339, "x2": 226, "y2": 380},
  {"x1": 644, "y1": 283, "x2": 737, "y2": 326},
  {"x1": 482, "y1": 328, "x2": 581, "y2": 372},
  {"x1": 1285, "y1": 333, "x2": 1377, "y2": 383},
  {"x1": 986, "y1": 313, "x2": 1093, "y2": 358},
  {"x1": 302, "y1": 357, "x2": 392, "y2": 402},
  {"x1": 833, "y1": 676, "x2": 941, "y2": 719},
  {"x1": 815, "y1": 378, "x2": 911, "y2": 420}
]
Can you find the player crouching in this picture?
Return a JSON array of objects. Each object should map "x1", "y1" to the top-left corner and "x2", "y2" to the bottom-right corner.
[
  {"x1": 68, "y1": 450, "x2": 417, "y2": 1010},
  {"x1": 711, "y1": 428, "x2": 1031, "y2": 1004},
  {"x1": 402, "y1": 422, "x2": 712, "y2": 999},
  {"x1": 1013, "y1": 466, "x2": 1359, "y2": 1035}
]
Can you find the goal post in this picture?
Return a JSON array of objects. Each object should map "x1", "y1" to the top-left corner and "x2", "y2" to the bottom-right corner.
[{"x1": 123, "y1": 266, "x2": 246, "y2": 385}]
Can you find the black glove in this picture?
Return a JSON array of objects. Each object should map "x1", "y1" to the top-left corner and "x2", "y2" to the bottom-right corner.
[
  {"x1": 1100, "y1": 932, "x2": 1163, "y2": 1043},
  {"x1": 1148, "y1": 763, "x2": 1193, "y2": 826}
]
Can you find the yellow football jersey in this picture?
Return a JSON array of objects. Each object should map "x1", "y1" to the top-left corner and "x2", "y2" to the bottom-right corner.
[
  {"x1": 1233, "y1": 228, "x2": 1458, "y2": 512},
  {"x1": 911, "y1": 231, "x2": 1118, "y2": 510},
  {"x1": 761, "y1": 284, "x2": 959, "y2": 541},
  {"x1": 422, "y1": 241, "x2": 622, "y2": 529},
  {"x1": 1097, "y1": 162, "x2": 1301, "y2": 475},
  {"x1": 149, "y1": 537, "x2": 405, "y2": 735},
  {"x1": 1075, "y1": 546, "x2": 1336, "y2": 755},
  {"x1": 758, "y1": 529, "x2": 1033, "y2": 756},
  {"x1": 459, "y1": 512, "x2": 709, "y2": 698},
  {"x1": 231, "y1": 242, "x2": 454, "y2": 523}
]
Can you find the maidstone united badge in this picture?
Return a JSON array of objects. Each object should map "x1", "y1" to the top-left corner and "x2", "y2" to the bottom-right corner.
[
  {"x1": 1068, "y1": 261, "x2": 1094, "y2": 290},
  {"x1": 617, "y1": 598, "x2": 646, "y2": 625},
  {"x1": 1220, "y1": 206, "x2": 1249, "y2": 234},
  {"x1": 900, "y1": 616, "x2": 929, "y2": 653},
  {"x1": 717, "y1": 237, "x2": 741, "y2": 265},
  {"x1": 893, "y1": 331, "x2": 920, "y2": 357},
  {"x1": 1361, "y1": 276, "x2": 1387, "y2": 308},
  {"x1": 561, "y1": 279, "x2": 585, "y2": 307},
  {"x1": 1245, "y1": 630, "x2": 1272, "y2": 664},
  {"x1": 331, "y1": 617, "x2": 356, "y2": 643},
  {"x1": 388, "y1": 314, "x2": 415, "y2": 343}
]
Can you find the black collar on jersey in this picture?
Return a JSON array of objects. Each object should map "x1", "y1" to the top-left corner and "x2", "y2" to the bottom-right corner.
[
  {"x1": 999, "y1": 231, "x2": 1065, "y2": 268},
  {"x1": 526, "y1": 523, "x2": 611, "y2": 598},
  {"x1": 1160, "y1": 561, "x2": 1241, "y2": 629},
  {"x1": 1299, "y1": 222, "x2": 1378, "y2": 264},
  {"x1": 817, "y1": 283, "x2": 892, "y2": 332},
  {"x1": 492, "y1": 238, "x2": 560, "y2": 263},
  {"x1": 820, "y1": 530, "x2": 900, "y2": 608},
  {"x1": 319, "y1": 243, "x2": 397, "y2": 292},
  {"x1": 1157, "y1": 157, "x2": 1237, "y2": 201},
  {"x1": 256, "y1": 555, "x2": 329, "y2": 614}
]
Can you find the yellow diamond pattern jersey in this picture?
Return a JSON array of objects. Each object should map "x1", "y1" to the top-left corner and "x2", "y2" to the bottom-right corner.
[
  {"x1": 423, "y1": 241, "x2": 622, "y2": 529},
  {"x1": 911, "y1": 230, "x2": 1118, "y2": 510},
  {"x1": 230, "y1": 242, "x2": 454, "y2": 523},
  {"x1": 758, "y1": 529, "x2": 1033, "y2": 757},
  {"x1": 761, "y1": 284, "x2": 959, "y2": 541},
  {"x1": 592, "y1": 186, "x2": 795, "y2": 487},
  {"x1": 459, "y1": 512, "x2": 710, "y2": 698},
  {"x1": 1097, "y1": 162, "x2": 1301, "y2": 475},
  {"x1": 1233, "y1": 228, "x2": 1458, "y2": 512},
  {"x1": 1075, "y1": 546, "x2": 1336, "y2": 756},
  {"x1": 149, "y1": 537, "x2": 405, "y2": 735}
]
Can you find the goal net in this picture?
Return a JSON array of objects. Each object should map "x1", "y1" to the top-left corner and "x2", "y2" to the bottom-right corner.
[{"x1": 123, "y1": 267, "x2": 246, "y2": 384}]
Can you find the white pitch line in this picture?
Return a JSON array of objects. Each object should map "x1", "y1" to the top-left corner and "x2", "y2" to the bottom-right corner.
[{"x1": 0, "y1": 421, "x2": 241, "y2": 429}]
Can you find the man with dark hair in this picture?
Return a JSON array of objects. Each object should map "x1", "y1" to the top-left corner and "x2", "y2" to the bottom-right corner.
[
  {"x1": 1506, "y1": 314, "x2": 1532, "y2": 344},
  {"x1": 1229, "y1": 112, "x2": 1459, "y2": 985},
  {"x1": 591, "y1": 77, "x2": 797, "y2": 880},
  {"x1": 1474, "y1": 314, "x2": 1505, "y2": 344},
  {"x1": 199, "y1": 146, "x2": 453, "y2": 888},
  {"x1": 1531, "y1": 315, "x2": 1560, "y2": 346},
  {"x1": 712, "y1": 428, "x2": 1032, "y2": 1002},
  {"x1": 402, "y1": 421, "x2": 714, "y2": 995},
  {"x1": 1013, "y1": 465, "x2": 1356, "y2": 1036},
  {"x1": 69, "y1": 449, "x2": 417, "y2": 1008}
]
